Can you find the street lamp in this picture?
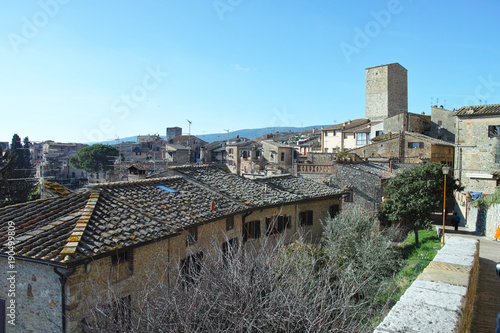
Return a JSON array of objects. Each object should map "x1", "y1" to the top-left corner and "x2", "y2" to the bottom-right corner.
[{"x1": 442, "y1": 165, "x2": 450, "y2": 245}]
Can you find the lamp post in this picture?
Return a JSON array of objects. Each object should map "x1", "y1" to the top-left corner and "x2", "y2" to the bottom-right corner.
[{"x1": 442, "y1": 165, "x2": 450, "y2": 245}]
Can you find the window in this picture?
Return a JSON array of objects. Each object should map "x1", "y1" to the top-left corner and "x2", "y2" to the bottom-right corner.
[
  {"x1": 181, "y1": 252, "x2": 204, "y2": 284},
  {"x1": 343, "y1": 132, "x2": 348, "y2": 139},
  {"x1": 265, "y1": 215, "x2": 291, "y2": 236},
  {"x1": 242, "y1": 151, "x2": 248, "y2": 159},
  {"x1": 408, "y1": 142, "x2": 424, "y2": 149},
  {"x1": 375, "y1": 130, "x2": 383, "y2": 137},
  {"x1": 333, "y1": 130, "x2": 337, "y2": 136},
  {"x1": 437, "y1": 119, "x2": 443, "y2": 126},
  {"x1": 186, "y1": 227, "x2": 198, "y2": 245},
  {"x1": 356, "y1": 132, "x2": 369, "y2": 145},
  {"x1": 280, "y1": 152, "x2": 285, "y2": 162},
  {"x1": 243, "y1": 220, "x2": 261, "y2": 241},
  {"x1": 97, "y1": 296, "x2": 132, "y2": 331},
  {"x1": 226, "y1": 216, "x2": 234, "y2": 231},
  {"x1": 324, "y1": 148, "x2": 329, "y2": 153},
  {"x1": 228, "y1": 148, "x2": 233, "y2": 154},
  {"x1": 344, "y1": 188, "x2": 354, "y2": 203},
  {"x1": 488, "y1": 125, "x2": 500, "y2": 138},
  {"x1": 299, "y1": 210, "x2": 313, "y2": 226},
  {"x1": 111, "y1": 251, "x2": 133, "y2": 282},
  {"x1": 329, "y1": 204, "x2": 340, "y2": 219}
]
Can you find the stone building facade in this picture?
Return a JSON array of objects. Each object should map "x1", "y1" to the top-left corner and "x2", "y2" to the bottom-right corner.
[
  {"x1": 300, "y1": 163, "x2": 392, "y2": 218},
  {"x1": 225, "y1": 139, "x2": 259, "y2": 175},
  {"x1": 349, "y1": 132, "x2": 454, "y2": 165},
  {"x1": 454, "y1": 104, "x2": 500, "y2": 194},
  {"x1": 0, "y1": 166, "x2": 343, "y2": 332},
  {"x1": 383, "y1": 112, "x2": 431, "y2": 135},
  {"x1": 166, "y1": 127, "x2": 182, "y2": 142},
  {"x1": 261, "y1": 140, "x2": 294, "y2": 168},
  {"x1": 365, "y1": 63, "x2": 408, "y2": 121},
  {"x1": 430, "y1": 105, "x2": 456, "y2": 142}
]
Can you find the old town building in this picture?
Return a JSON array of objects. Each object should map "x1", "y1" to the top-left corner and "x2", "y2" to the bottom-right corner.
[{"x1": 0, "y1": 166, "x2": 343, "y2": 332}]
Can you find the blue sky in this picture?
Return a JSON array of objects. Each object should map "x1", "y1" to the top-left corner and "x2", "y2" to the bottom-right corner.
[{"x1": 1, "y1": 0, "x2": 499, "y2": 143}]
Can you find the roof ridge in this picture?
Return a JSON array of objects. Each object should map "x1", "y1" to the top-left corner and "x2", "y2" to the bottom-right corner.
[
  {"x1": 60, "y1": 189, "x2": 101, "y2": 262},
  {"x1": 0, "y1": 191, "x2": 86, "y2": 211},
  {"x1": 86, "y1": 176, "x2": 183, "y2": 188}
]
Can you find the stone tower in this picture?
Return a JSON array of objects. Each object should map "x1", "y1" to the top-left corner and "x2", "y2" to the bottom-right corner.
[{"x1": 365, "y1": 63, "x2": 407, "y2": 121}]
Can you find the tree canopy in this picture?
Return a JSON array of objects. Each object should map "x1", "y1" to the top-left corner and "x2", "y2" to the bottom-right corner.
[
  {"x1": 69, "y1": 144, "x2": 119, "y2": 179},
  {"x1": 381, "y1": 162, "x2": 462, "y2": 245},
  {"x1": 80, "y1": 208, "x2": 401, "y2": 332},
  {"x1": 0, "y1": 134, "x2": 37, "y2": 206}
]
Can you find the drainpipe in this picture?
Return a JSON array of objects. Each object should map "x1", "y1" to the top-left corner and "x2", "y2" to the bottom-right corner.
[
  {"x1": 458, "y1": 147, "x2": 462, "y2": 187},
  {"x1": 54, "y1": 267, "x2": 76, "y2": 333},
  {"x1": 241, "y1": 210, "x2": 253, "y2": 243}
]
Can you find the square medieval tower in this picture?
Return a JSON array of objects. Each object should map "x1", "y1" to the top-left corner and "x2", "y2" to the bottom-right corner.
[{"x1": 365, "y1": 63, "x2": 407, "y2": 121}]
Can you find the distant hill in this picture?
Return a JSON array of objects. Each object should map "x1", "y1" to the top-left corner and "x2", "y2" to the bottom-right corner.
[
  {"x1": 89, "y1": 125, "x2": 329, "y2": 145},
  {"x1": 196, "y1": 125, "x2": 327, "y2": 143}
]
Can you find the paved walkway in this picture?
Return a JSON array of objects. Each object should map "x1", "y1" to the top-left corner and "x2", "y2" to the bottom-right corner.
[{"x1": 436, "y1": 221, "x2": 500, "y2": 332}]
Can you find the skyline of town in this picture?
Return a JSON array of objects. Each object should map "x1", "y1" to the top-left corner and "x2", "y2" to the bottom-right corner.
[{"x1": 1, "y1": 1, "x2": 499, "y2": 143}]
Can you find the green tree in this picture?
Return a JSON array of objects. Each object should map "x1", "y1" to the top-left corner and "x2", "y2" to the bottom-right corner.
[
  {"x1": 7, "y1": 134, "x2": 37, "y2": 204},
  {"x1": 69, "y1": 144, "x2": 119, "y2": 179},
  {"x1": 381, "y1": 162, "x2": 462, "y2": 246},
  {"x1": 0, "y1": 146, "x2": 15, "y2": 206}
]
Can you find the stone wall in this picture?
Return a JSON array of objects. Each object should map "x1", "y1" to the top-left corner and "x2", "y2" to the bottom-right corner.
[
  {"x1": 366, "y1": 63, "x2": 407, "y2": 121},
  {"x1": 466, "y1": 203, "x2": 500, "y2": 238},
  {"x1": 308, "y1": 153, "x2": 335, "y2": 164},
  {"x1": 430, "y1": 106, "x2": 456, "y2": 142},
  {"x1": 64, "y1": 198, "x2": 341, "y2": 331},
  {"x1": 0, "y1": 259, "x2": 63, "y2": 333},
  {"x1": 301, "y1": 165, "x2": 382, "y2": 217},
  {"x1": 374, "y1": 236, "x2": 479, "y2": 333},
  {"x1": 456, "y1": 115, "x2": 500, "y2": 194},
  {"x1": 350, "y1": 137, "x2": 400, "y2": 160}
]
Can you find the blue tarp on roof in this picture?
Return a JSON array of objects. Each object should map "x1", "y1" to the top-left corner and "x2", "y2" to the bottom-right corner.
[
  {"x1": 468, "y1": 191, "x2": 482, "y2": 200},
  {"x1": 156, "y1": 185, "x2": 179, "y2": 194}
]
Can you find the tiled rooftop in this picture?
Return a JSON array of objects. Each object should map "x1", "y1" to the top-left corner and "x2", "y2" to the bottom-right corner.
[
  {"x1": 454, "y1": 104, "x2": 500, "y2": 116},
  {"x1": 0, "y1": 168, "x2": 342, "y2": 264},
  {"x1": 323, "y1": 118, "x2": 370, "y2": 131},
  {"x1": 256, "y1": 175, "x2": 344, "y2": 199},
  {"x1": 176, "y1": 166, "x2": 299, "y2": 206},
  {"x1": 0, "y1": 192, "x2": 91, "y2": 262},
  {"x1": 176, "y1": 166, "x2": 343, "y2": 207},
  {"x1": 366, "y1": 132, "x2": 454, "y2": 146}
]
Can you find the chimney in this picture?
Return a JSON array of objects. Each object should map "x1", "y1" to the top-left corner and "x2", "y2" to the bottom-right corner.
[{"x1": 210, "y1": 200, "x2": 215, "y2": 211}]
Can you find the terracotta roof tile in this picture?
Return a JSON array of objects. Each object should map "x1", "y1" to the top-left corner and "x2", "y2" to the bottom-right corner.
[
  {"x1": 0, "y1": 169, "x2": 343, "y2": 264},
  {"x1": 454, "y1": 104, "x2": 500, "y2": 116}
]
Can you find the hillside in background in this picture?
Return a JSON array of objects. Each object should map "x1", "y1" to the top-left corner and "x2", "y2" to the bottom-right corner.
[{"x1": 90, "y1": 125, "x2": 329, "y2": 145}]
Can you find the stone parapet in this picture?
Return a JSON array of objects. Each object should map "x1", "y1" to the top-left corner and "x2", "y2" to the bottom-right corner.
[{"x1": 374, "y1": 236, "x2": 479, "y2": 333}]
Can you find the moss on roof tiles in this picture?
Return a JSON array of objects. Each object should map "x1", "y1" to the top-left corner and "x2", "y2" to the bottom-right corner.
[{"x1": 454, "y1": 104, "x2": 500, "y2": 116}]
